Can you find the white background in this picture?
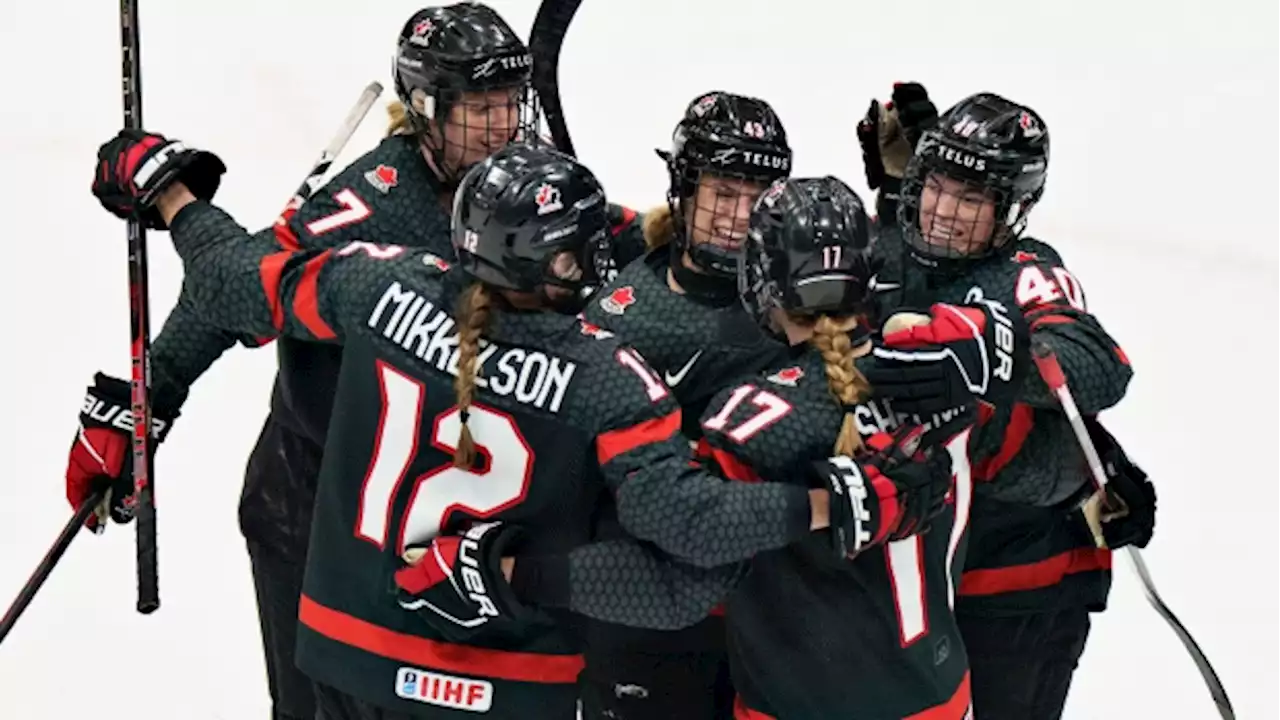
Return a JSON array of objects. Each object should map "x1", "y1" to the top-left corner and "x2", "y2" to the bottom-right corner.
[{"x1": 0, "y1": 1, "x2": 1276, "y2": 718}]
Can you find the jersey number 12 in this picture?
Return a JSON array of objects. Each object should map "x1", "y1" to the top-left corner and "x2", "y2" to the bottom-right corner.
[{"x1": 353, "y1": 362, "x2": 534, "y2": 553}]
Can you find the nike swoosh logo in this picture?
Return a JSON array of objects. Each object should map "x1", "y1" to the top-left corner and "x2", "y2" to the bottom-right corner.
[
  {"x1": 868, "y1": 274, "x2": 901, "y2": 292},
  {"x1": 664, "y1": 350, "x2": 703, "y2": 386}
]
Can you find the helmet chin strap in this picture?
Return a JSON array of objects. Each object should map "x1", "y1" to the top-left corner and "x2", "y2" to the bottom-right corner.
[{"x1": 668, "y1": 248, "x2": 738, "y2": 306}]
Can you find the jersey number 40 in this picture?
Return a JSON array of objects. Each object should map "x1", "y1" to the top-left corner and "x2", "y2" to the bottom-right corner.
[{"x1": 352, "y1": 361, "x2": 534, "y2": 554}]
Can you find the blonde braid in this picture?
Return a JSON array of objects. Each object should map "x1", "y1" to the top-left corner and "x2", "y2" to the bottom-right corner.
[
  {"x1": 453, "y1": 283, "x2": 493, "y2": 469},
  {"x1": 386, "y1": 100, "x2": 413, "y2": 136},
  {"x1": 642, "y1": 203, "x2": 675, "y2": 251},
  {"x1": 810, "y1": 315, "x2": 873, "y2": 456}
]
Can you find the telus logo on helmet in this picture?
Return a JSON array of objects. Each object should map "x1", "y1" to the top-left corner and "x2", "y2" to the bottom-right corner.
[
  {"x1": 711, "y1": 147, "x2": 790, "y2": 171},
  {"x1": 938, "y1": 146, "x2": 987, "y2": 173},
  {"x1": 471, "y1": 53, "x2": 532, "y2": 79}
]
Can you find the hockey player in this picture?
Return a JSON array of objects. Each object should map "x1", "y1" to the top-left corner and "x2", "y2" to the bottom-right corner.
[
  {"x1": 70, "y1": 5, "x2": 634, "y2": 718},
  {"x1": 691, "y1": 175, "x2": 1023, "y2": 719},
  {"x1": 87, "y1": 140, "x2": 923, "y2": 718},
  {"x1": 574, "y1": 90, "x2": 793, "y2": 720},
  {"x1": 858, "y1": 88, "x2": 1156, "y2": 719},
  {"x1": 439, "y1": 175, "x2": 1023, "y2": 719}
]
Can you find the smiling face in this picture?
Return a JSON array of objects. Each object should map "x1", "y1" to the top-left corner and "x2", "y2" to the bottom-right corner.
[
  {"x1": 917, "y1": 172, "x2": 1000, "y2": 257},
  {"x1": 684, "y1": 174, "x2": 768, "y2": 259},
  {"x1": 431, "y1": 86, "x2": 524, "y2": 174}
]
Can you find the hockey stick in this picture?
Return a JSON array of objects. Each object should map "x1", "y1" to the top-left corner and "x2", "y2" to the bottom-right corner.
[
  {"x1": 279, "y1": 81, "x2": 384, "y2": 215},
  {"x1": 0, "y1": 490, "x2": 108, "y2": 645},
  {"x1": 1031, "y1": 341, "x2": 1236, "y2": 720},
  {"x1": 118, "y1": 0, "x2": 160, "y2": 615},
  {"x1": 530, "y1": 0, "x2": 584, "y2": 156}
]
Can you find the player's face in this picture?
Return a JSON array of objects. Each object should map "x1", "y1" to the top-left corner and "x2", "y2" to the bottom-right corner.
[
  {"x1": 686, "y1": 175, "x2": 766, "y2": 256},
  {"x1": 918, "y1": 173, "x2": 998, "y2": 256},
  {"x1": 443, "y1": 87, "x2": 523, "y2": 171}
]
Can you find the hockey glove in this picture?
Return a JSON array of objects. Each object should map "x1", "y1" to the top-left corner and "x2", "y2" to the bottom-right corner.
[
  {"x1": 65, "y1": 373, "x2": 179, "y2": 532},
  {"x1": 1075, "y1": 419, "x2": 1157, "y2": 550},
  {"x1": 856, "y1": 100, "x2": 888, "y2": 191},
  {"x1": 394, "y1": 522, "x2": 531, "y2": 642},
  {"x1": 815, "y1": 420, "x2": 959, "y2": 559},
  {"x1": 889, "y1": 82, "x2": 939, "y2": 150},
  {"x1": 93, "y1": 129, "x2": 225, "y2": 230},
  {"x1": 865, "y1": 301, "x2": 1030, "y2": 416}
]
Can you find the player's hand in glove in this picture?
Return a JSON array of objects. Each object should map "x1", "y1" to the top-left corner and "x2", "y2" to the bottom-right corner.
[
  {"x1": 865, "y1": 301, "x2": 1029, "y2": 416},
  {"x1": 394, "y1": 521, "x2": 531, "y2": 642},
  {"x1": 888, "y1": 82, "x2": 939, "y2": 150},
  {"x1": 93, "y1": 129, "x2": 225, "y2": 230},
  {"x1": 65, "y1": 373, "x2": 179, "y2": 532},
  {"x1": 856, "y1": 82, "x2": 938, "y2": 222},
  {"x1": 815, "y1": 417, "x2": 964, "y2": 559},
  {"x1": 1075, "y1": 419, "x2": 1157, "y2": 549}
]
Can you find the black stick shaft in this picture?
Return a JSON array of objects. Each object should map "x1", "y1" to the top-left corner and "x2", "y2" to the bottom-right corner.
[
  {"x1": 119, "y1": 0, "x2": 159, "y2": 615},
  {"x1": 0, "y1": 492, "x2": 107, "y2": 643}
]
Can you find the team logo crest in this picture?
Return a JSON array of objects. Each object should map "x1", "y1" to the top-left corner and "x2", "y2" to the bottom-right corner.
[
  {"x1": 766, "y1": 366, "x2": 805, "y2": 386},
  {"x1": 421, "y1": 253, "x2": 450, "y2": 272},
  {"x1": 691, "y1": 93, "x2": 718, "y2": 117},
  {"x1": 599, "y1": 286, "x2": 636, "y2": 315},
  {"x1": 364, "y1": 164, "x2": 398, "y2": 194},
  {"x1": 535, "y1": 183, "x2": 563, "y2": 215},
  {"x1": 578, "y1": 320, "x2": 615, "y2": 340},
  {"x1": 1017, "y1": 111, "x2": 1043, "y2": 138},
  {"x1": 409, "y1": 19, "x2": 436, "y2": 46}
]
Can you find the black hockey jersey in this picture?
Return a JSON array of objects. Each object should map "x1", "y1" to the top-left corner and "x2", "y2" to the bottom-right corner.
[
  {"x1": 582, "y1": 247, "x2": 788, "y2": 437},
  {"x1": 871, "y1": 225, "x2": 1132, "y2": 614},
  {"x1": 166, "y1": 210, "x2": 819, "y2": 716},
  {"x1": 699, "y1": 346, "x2": 976, "y2": 720},
  {"x1": 161, "y1": 135, "x2": 643, "y2": 556}
]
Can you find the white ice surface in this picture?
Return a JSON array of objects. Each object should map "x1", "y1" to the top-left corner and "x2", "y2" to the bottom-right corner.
[{"x1": 0, "y1": 1, "x2": 1275, "y2": 718}]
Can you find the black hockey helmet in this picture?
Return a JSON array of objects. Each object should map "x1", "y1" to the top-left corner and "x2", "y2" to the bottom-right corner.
[
  {"x1": 898, "y1": 92, "x2": 1050, "y2": 271},
  {"x1": 393, "y1": 3, "x2": 539, "y2": 182},
  {"x1": 451, "y1": 142, "x2": 611, "y2": 313},
  {"x1": 740, "y1": 176, "x2": 876, "y2": 329},
  {"x1": 659, "y1": 91, "x2": 792, "y2": 278}
]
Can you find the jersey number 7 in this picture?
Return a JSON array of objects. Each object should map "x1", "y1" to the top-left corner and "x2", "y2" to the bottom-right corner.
[{"x1": 353, "y1": 362, "x2": 534, "y2": 554}]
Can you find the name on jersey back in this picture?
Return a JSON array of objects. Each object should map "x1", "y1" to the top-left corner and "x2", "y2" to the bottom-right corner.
[{"x1": 368, "y1": 281, "x2": 576, "y2": 413}]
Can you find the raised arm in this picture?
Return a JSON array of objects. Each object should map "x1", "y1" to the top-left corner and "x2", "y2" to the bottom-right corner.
[{"x1": 588, "y1": 347, "x2": 819, "y2": 568}]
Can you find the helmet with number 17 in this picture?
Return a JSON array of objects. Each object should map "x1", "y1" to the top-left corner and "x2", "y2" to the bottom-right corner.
[
  {"x1": 739, "y1": 176, "x2": 877, "y2": 335},
  {"x1": 898, "y1": 92, "x2": 1050, "y2": 272}
]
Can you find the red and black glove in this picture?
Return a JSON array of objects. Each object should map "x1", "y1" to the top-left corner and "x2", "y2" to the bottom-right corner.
[
  {"x1": 93, "y1": 129, "x2": 225, "y2": 229},
  {"x1": 65, "y1": 373, "x2": 179, "y2": 531},
  {"x1": 394, "y1": 522, "x2": 531, "y2": 642},
  {"x1": 865, "y1": 300, "x2": 1030, "y2": 416},
  {"x1": 815, "y1": 416, "x2": 967, "y2": 559}
]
